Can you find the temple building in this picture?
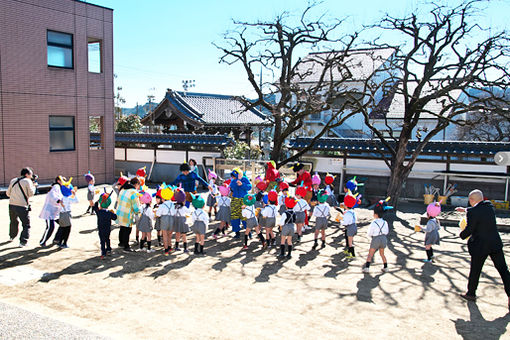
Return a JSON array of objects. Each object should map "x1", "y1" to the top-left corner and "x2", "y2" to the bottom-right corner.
[{"x1": 141, "y1": 89, "x2": 270, "y2": 144}]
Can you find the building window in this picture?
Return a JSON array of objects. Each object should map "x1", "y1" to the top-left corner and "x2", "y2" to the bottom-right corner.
[
  {"x1": 89, "y1": 116, "x2": 103, "y2": 149},
  {"x1": 47, "y1": 30, "x2": 73, "y2": 69},
  {"x1": 88, "y1": 39, "x2": 102, "y2": 73},
  {"x1": 49, "y1": 116, "x2": 75, "y2": 151}
]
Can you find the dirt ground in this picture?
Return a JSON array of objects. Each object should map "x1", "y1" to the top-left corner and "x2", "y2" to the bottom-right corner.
[{"x1": 1, "y1": 185, "x2": 510, "y2": 339}]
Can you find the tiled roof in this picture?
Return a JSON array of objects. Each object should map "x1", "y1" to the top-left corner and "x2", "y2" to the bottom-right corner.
[
  {"x1": 290, "y1": 137, "x2": 510, "y2": 156},
  {"x1": 295, "y1": 47, "x2": 395, "y2": 83},
  {"x1": 143, "y1": 90, "x2": 270, "y2": 127},
  {"x1": 173, "y1": 91, "x2": 268, "y2": 125},
  {"x1": 371, "y1": 81, "x2": 463, "y2": 119},
  {"x1": 91, "y1": 132, "x2": 234, "y2": 146}
]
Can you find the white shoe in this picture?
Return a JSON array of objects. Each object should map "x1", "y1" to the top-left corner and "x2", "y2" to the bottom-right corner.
[
  {"x1": 381, "y1": 267, "x2": 389, "y2": 273},
  {"x1": 362, "y1": 267, "x2": 370, "y2": 273},
  {"x1": 147, "y1": 249, "x2": 155, "y2": 253}
]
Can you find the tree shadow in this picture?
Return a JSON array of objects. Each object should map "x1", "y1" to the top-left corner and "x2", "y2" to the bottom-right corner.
[
  {"x1": 254, "y1": 257, "x2": 286, "y2": 283},
  {"x1": 0, "y1": 245, "x2": 61, "y2": 270},
  {"x1": 453, "y1": 301, "x2": 510, "y2": 340},
  {"x1": 79, "y1": 229, "x2": 98, "y2": 235},
  {"x1": 356, "y1": 272, "x2": 383, "y2": 303}
]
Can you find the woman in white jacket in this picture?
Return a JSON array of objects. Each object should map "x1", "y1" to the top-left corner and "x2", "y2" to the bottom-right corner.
[{"x1": 39, "y1": 176, "x2": 64, "y2": 246}]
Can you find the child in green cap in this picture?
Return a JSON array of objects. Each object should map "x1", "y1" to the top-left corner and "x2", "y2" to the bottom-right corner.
[{"x1": 191, "y1": 194, "x2": 208, "y2": 255}]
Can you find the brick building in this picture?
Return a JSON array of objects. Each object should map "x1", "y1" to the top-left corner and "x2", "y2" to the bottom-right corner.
[{"x1": 0, "y1": 0, "x2": 114, "y2": 187}]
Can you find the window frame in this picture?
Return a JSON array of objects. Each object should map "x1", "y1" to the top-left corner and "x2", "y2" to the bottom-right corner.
[
  {"x1": 49, "y1": 115, "x2": 76, "y2": 152},
  {"x1": 87, "y1": 38, "x2": 102, "y2": 73},
  {"x1": 89, "y1": 115, "x2": 104, "y2": 150},
  {"x1": 47, "y1": 30, "x2": 74, "y2": 69}
]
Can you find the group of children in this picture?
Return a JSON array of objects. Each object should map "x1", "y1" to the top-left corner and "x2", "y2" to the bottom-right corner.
[{"x1": 35, "y1": 162, "x2": 443, "y2": 273}]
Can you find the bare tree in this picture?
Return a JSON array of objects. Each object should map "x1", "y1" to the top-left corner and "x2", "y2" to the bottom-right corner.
[
  {"x1": 455, "y1": 90, "x2": 510, "y2": 141},
  {"x1": 353, "y1": 0, "x2": 510, "y2": 205},
  {"x1": 215, "y1": 4, "x2": 367, "y2": 168}
]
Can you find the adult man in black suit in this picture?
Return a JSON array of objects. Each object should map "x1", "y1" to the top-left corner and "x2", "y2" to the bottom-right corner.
[{"x1": 457, "y1": 189, "x2": 510, "y2": 309}]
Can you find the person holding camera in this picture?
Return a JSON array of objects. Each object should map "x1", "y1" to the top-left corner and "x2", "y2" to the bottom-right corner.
[{"x1": 6, "y1": 167, "x2": 37, "y2": 247}]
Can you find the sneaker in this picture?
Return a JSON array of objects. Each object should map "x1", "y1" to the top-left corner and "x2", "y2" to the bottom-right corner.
[
  {"x1": 183, "y1": 249, "x2": 189, "y2": 254},
  {"x1": 262, "y1": 242, "x2": 268, "y2": 250},
  {"x1": 59, "y1": 244, "x2": 69, "y2": 249},
  {"x1": 242, "y1": 245, "x2": 248, "y2": 250},
  {"x1": 165, "y1": 251, "x2": 169, "y2": 256},
  {"x1": 277, "y1": 253, "x2": 285, "y2": 258},
  {"x1": 321, "y1": 243, "x2": 326, "y2": 249},
  {"x1": 362, "y1": 267, "x2": 370, "y2": 273},
  {"x1": 213, "y1": 234, "x2": 218, "y2": 240},
  {"x1": 39, "y1": 242, "x2": 46, "y2": 247},
  {"x1": 381, "y1": 267, "x2": 389, "y2": 273},
  {"x1": 422, "y1": 259, "x2": 432, "y2": 263},
  {"x1": 286, "y1": 254, "x2": 292, "y2": 259},
  {"x1": 174, "y1": 247, "x2": 181, "y2": 251},
  {"x1": 106, "y1": 251, "x2": 112, "y2": 256},
  {"x1": 342, "y1": 249, "x2": 350, "y2": 255},
  {"x1": 147, "y1": 249, "x2": 155, "y2": 253},
  {"x1": 123, "y1": 248, "x2": 134, "y2": 253},
  {"x1": 100, "y1": 255, "x2": 105, "y2": 260},
  {"x1": 9, "y1": 237, "x2": 14, "y2": 242},
  {"x1": 19, "y1": 242, "x2": 27, "y2": 248},
  {"x1": 312, "y1": 244, "x2": 318, "y2": 250},
  {"x1": 345, "y1": 254, "x2": 355, "y2": 259}
]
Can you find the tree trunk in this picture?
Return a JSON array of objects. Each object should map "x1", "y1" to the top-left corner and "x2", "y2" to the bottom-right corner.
[
  {"x1": 386, "y1": 140, "x2": 411, "y2": 208},
  {"x1": 271, "y1": 113, "x2": 282, "y2": 164}
]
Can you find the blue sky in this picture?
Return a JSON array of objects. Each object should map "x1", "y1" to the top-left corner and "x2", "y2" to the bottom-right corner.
[{"x1": 94, "y1": 0, "x2": 509, "y2": 107}]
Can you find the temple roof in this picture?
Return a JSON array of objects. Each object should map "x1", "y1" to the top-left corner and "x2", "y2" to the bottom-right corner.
[
  {"x1": 290, "y1": 137, "x2": 510, "y2": 156},
  {"x1": 141, "y1": 89, "x2": 270, "y2": 127}
]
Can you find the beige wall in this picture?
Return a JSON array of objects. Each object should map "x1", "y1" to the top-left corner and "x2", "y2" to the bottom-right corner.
[{"x1": 0, "y1": 0, "x2": 114, "y2": 186}]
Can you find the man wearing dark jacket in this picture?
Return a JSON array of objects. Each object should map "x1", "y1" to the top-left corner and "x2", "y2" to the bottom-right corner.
[{"x1": 458, "y1": 189, "x2": 510, "y2": 309}]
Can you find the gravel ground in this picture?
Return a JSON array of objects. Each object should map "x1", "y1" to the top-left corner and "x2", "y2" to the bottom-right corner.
[
  {"x1": 1, "y1": 185, "x2": 510, "y2": 339},
  {"x1": 0, "y1": 301, "x2": 107, "y2": 339}
]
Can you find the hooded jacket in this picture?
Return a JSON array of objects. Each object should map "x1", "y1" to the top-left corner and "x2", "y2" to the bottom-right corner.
[{"x1": 265, "y1": 162, "x2": 280, "y2": 183}]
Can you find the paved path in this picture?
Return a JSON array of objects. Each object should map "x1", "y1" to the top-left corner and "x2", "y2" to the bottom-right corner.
[{"x1": 0, "y1": 301, "x2": 107, "y2": 339}]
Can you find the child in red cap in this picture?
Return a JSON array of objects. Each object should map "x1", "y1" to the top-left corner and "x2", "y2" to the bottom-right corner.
[
  {"x1": 294, "y1": 185, "x2": 311, "y2": 242},
  {"x1": 261, "y1": 189, "x2": 279, "y2": 247},
  {"x1": 340, "y1": 191, "x2": 359, "y2": 258},
  {"x1": 278, "y1": 197, "x2": 297, "y2": 259}
]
